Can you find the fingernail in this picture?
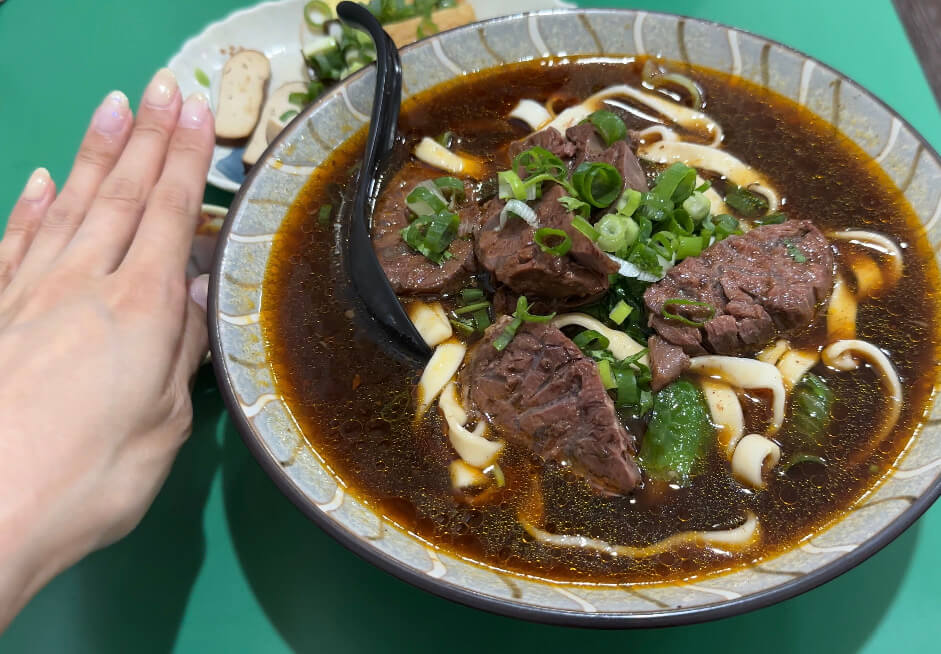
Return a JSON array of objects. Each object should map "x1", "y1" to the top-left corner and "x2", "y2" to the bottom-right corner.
[
  {"x1": 143, "y1": 68, "x2": 178, "y2": 108},
  {"x1": 178, "y1": 93, "x2": 210, "y2": 129},
  {"x1": 92, "y1": 91, "x2": 130, "y2": 134},
  {"x1": 21, "y1": 168, "x2": 51, "y2": 202},
  {"x1": 190, "y1": 274, "x2": 209, "y2": 311}
]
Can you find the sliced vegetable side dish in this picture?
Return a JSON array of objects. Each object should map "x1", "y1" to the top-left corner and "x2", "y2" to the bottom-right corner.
[{"x1": 261, "y1": 57, "x2": 941, "y2": 582}]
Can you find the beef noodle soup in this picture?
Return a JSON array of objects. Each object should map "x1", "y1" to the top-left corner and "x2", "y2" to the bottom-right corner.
[{"x1": 261, "y1": 57, "x2": 941, "y2": 583}]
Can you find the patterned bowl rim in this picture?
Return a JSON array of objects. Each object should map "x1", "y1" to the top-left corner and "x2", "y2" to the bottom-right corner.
[{"x1": 209, "y1": 8, "x2": 941, "y2": 627}]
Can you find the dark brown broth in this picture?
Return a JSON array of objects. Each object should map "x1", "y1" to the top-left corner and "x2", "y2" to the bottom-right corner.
[{"x1": 261, "y1": 58, "x2": 941, "y2": 583}]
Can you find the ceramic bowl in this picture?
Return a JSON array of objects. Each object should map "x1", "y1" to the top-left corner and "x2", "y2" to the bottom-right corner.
[{"x1": 209, "y1": 9, "x2": 941, "y2": 626}]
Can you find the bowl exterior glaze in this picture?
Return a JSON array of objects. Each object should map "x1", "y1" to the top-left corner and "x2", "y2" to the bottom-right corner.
[{"x1": 210, "y1": 9, "x2": 941, "y2": 626}]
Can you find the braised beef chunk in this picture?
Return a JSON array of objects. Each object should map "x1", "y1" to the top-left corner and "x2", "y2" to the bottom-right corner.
[
  {"x1": 372, "y1": 165, "x2": 479, "y2": 295},
  {"x1": 565, "y1": 124, "x2": 649, "y2": 192},
  {"x1": 466, "y1": 317, "x2": 641, "y2": 495},
  {"x1": 648, "y1": 335, "x2": 690, "y2": 392},
  {"x1": 475, "y1": 185, "x2": 617, "y2": 304},
  {"x1": 644, "y1": 220, "x2": 834, "y2": 386},
  {"x1": 507, "y1": 126, "x2": 575, "y2": 163}
]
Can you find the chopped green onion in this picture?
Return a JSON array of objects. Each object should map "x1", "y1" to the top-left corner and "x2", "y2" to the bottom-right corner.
[
  {"x1": 558, "y1": 194, "x2": 592, "y2": 219},
  {"x1": 499, "y1": 199, "x2": 539, "y2": 229},
  {"x1": 435, "y1": 131, "x2": 455, "y2": 148},
  {"x1": 318, "y1": 204, "x2": 333, "y2": 226},
  {"x1": 609, "y1": 300, "x2": 632, "y2": 325},
  {"x1": 614, "y1": 366, "x2": 639, "y2": 406},
  {"x1": 571, "y1": 215, "x2": 599, "y2": 241},
  {"x1": 682, "y1": 192, "x2": 710, "y2": 222},
  {"x1": 573, "y1": 329, "x2": 610, "y2": 352},
  {"x1": 652, "y1": 162, "x2": 697, "y2": 203},
  {"x1": 675, "y1": 234, "x2": 705, "y2": 259},
  {"x1": 497, "y1": 170, "x2": 537, "y2": 201},
  {"x1": 694, "y1": 180, "x2": 712, "y2": 193},
  {"x1": 416, "y1": 16, "x2": 438, "y2": 39},
  {"x1": 587, "y1": 109, "x2": 628, "y2": 147},
  {"x1": 493, "y1": 317, "x2": 523, "y2": 351},
  {"x1": 725, "y1": 185, "x2": 769, "y2": 217},
  {"x1": 406, "y1": 181, "x2": 448, "y2": 215},
  {"x1": 433, "y1": 176, "x2": 465, "y2": 204},
  {"x1": 304, "y1": 0, "x2": 332, "y2": 28},
  {"x1": 279, "y1": 109, "x2": 299, "y2": 122},
  {"x1": 534, "y1": 227, "x2": 572, "y2": 257},
  {"x1": 195, "y1": 68, "x2": 211, "y2": 88},
  {"x1": 572, "y1": 162, "x2": 623, "y2": 208},
  {"x1": 289, "y1": 92, "x2": 310, "y2": 106},
  {"x1": 712, "y1": 213, "x2": 743, "y2": 240},
  {"x1": 595, "y1": 213, "x2": 639, "y2": 253},
  {"x1": 515, "y1": 295, "x2": 555, "y2": 323},
  {"x1": 449, "y1": 318, "x2": 475, "y2": 336},
  {"x1": 460, "y1": 288, "x2": 484, "y2": 302},
  {"x1": 598, "y1": 359, "x2": 617, "y2": 390},
  {"x1": 513, "y1": 147, "x2": 569, "y2": 180},
  {"x1": 650, "y1": 230, "x2": 678, "y2": 259},
  {"x1": 661, "y1": 298, "x2": 716, "y2": 327},
  {"x1": 453, "y1": 301, "x2": 490, "y2": 315},
  {"x1": 473, "y1": 308, "x2": 491, "y2": 331},
  {"x1": 616, "y1": 188, "x2": 643, "y2": 216},
  {"x1": 400, "y1": 210, "x2": 459, "y2": 264}
]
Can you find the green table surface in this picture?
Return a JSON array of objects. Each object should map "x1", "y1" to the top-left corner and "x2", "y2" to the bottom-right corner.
[{"x1": 1, "y1": 0, "x2": 939, "y2": 651}]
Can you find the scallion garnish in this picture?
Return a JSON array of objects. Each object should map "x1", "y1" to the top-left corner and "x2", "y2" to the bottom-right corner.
[
  {"x1": 195, "y1": 68, "x2": 211, "y2": 88},
  {"x1": 661, "y1": 298, "x2": 717, "y2": 327},
  {"x1": 616, "y1": 188, "x2": 643, "y2": 216},
  {"x1": 514, "y1": 295, "x2": 555, "y2": 323},
  {"x1": 279, "y1": 109, "x2": 299, "y2": 122},
  {"x1": 493, "y1": 317, "x2": 522, "y2": 351},
  {"x1": 473, "y1": 308, "x2": 491, "y2": 331},
  {"x1": 512, "y1": 146, "x2": 569, "y2": 180},
  {"x1": 595, "y1": 213, "x2": 639, "y2": 253},
  {"x1": 453, "y1": 301, "x2": 491, "y2": 315},
  {"x1": 597, "y1": 359, "x2": 617, "y2": 389},
  {"x1": 433, "y1": 176, "x2": 465, "y2": 205},
  {"x1": 608, "y1": 300, "x2": 632, "y2": 325},
  {"x1": 785, "y1": 239, "x2": 809, "y2": 263},
  {"x1": 406, "y1": 181, "x2": 448, "y2": 215},
  {"x1": 682, "y1": 192, "x2": 710, "y2": 222},
  {"x1": 533, "y1": 227, "x2": 572, "y2": 257},
  {"x1": 435, "y1": 130, "x2": 455, "y2": 148},
  {"x1": 400, "y1": 209, "x2": 459, "y2": 264},
  {"x1": 558, "y1": 195, "x2": 592, "y2": 220},
  {"x1": 460, "y1": 288, "x2": 484, "y2": 302},
  {"x1": 570, "y1": 215, "x2": 599, "y2": 241},
  {"x1": 587, "y1": 109, "x2": 627, "y2": 147},
  {"x1": 571, "y1": 162, "x2": 623, "y2": 208},
  {"x1": 304, "y1": 0, "x2": 333, "y2": 28},
  {"x1": 573, "y1": 329, "x2": 610, "y2": 352},
  {"x1": 652, "y1": 162, "x2": 697, "y2": 203}
]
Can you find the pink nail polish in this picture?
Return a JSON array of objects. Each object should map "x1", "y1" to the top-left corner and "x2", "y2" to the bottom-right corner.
[
  {"x1": 178, "y1": 93, "x2": 210, "y2": 129},
  {"x1": 143, "y1": 68, "x2": 178, "y2": 108},
  {"x1": 92, "y1": 91, "x2": 130, "y2": 134},
  {"x1": 21, "y1": 168, "x2": 51, "y2": 202}
]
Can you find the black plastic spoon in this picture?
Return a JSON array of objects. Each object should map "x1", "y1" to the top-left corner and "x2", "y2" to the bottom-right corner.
[{"x1": 337, "y1": 1, "x2": 432, "y2": 361}]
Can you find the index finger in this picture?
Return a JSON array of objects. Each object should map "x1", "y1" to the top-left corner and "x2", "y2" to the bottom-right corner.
[{"x1": 120, "y1": 93, "x2": 213, "y2": 282}]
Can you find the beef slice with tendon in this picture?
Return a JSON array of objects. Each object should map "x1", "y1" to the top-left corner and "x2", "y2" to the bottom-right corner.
[
  {"x1": 465, "y1": 317, "x2": 641, "y2": 495},
  {"x1": 643, "y1": 220, "x2": 834, "y2": 386}
]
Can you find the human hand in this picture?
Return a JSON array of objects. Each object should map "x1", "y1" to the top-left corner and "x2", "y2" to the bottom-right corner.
[{"x1": 0, "y1": 69, "x2": 213, "y2": 628}]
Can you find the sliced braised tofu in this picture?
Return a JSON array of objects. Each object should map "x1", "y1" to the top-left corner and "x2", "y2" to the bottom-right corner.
[
  {"x1": 242, "y1": 81, "x2": 308, "y2": 166},
  {"x1": 214, "y1": 50, "x2": 271, "y2": 139}
]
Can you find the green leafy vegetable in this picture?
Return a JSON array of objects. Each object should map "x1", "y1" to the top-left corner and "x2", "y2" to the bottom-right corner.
[
  {"x1": 725, "y1": 185, "x2": 769, "y2": 218},
  {"x1": 534, "y1": 227, "x2": 572, "y2": 256},
  {"x1": 789, "y1": 373, "x2": 834, "y2": 449},
  {"x1": 587, "y1": 109, "x2": 628, "y2": 147},
  {"x1": 640, "y1": 380, "x2": 714, "y2": 485}
]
